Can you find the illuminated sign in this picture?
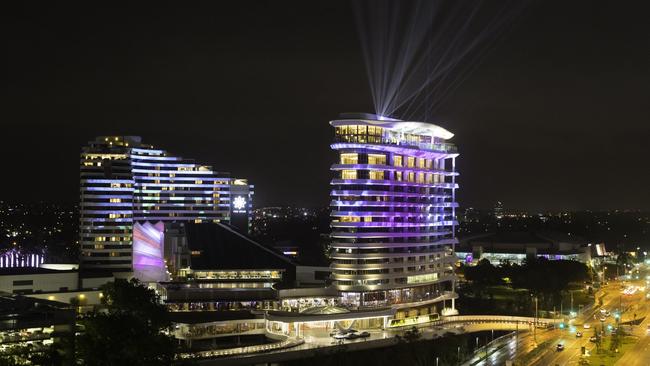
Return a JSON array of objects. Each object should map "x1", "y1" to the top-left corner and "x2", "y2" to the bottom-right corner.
[{"x1": 233, "y1": 196, "x2": 247, "y2": 213}]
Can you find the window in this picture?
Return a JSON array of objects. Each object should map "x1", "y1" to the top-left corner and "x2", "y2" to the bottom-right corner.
[
  {"x1": 395, "y1": 172, "x2": 402, "y2": 181},
  {"x1": 407, "y1": 157, "x2": 415, "y2": 168},
  {"x1": 368, "y1": 154, "x2": 386, "y2": 165},
  {"x1": 393, "y1": 155, "x2": 403, "y2": 167},
  {"x1": 341, "y1": 170, "x2": 357, "y2": 179},
  {"x1": 407, "y1": 172, "x2": 415, "y2": 182},
  {"x1": 340, "y1": 216, "x2": 361, "y2": 222},
  {"x1": 369, "y1": 170, "x2": 384, "y2": 180},
  {"x1": 418, "y1": 158, "x2": 426, "y2": 168},
  {"x1": 13, "y1": 280, "x2": 33, "y2": 286},
  {"x1": 340, "y1": 153, "x2": 358, "y2": 164}
]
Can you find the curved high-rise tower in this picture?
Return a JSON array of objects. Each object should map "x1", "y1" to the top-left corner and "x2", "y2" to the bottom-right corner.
[{"x1": 329, "y1": 113, "x2": 458, "y2": 317}]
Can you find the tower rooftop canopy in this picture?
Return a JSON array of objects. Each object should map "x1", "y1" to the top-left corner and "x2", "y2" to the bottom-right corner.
[{"x1": 331, "y1": 113, "x2": 454, "y2": 140}]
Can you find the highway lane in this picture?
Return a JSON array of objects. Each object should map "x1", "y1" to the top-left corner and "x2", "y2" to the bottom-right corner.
[
  {"x1": 470, "y1": 328, "x2": 560, "y2": 366},
  {"x1": 530, "y1": 279, "x2": 650, "y2": 366},
  {"x1": 533, "y1": 282, "x2": 634, "y2": 366}
]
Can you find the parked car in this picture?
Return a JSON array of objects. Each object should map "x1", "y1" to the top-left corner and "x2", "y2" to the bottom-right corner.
[{"x1": 345, "y1": 333, "x2": 361, "y2": 340}]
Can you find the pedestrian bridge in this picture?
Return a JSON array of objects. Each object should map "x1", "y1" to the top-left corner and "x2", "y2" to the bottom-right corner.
[{"x1": 432, "y1": 315, "x2": 562, "y2": 332}]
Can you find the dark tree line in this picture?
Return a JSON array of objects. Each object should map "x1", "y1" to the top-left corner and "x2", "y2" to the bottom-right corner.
[{"x1": 460, "y1": 258, "x2": 591, "y2": 312}]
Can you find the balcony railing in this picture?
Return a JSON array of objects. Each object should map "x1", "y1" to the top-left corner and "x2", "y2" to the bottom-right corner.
[{"x1": 334, "y1": 135, "x2": 458, "y2": 153}]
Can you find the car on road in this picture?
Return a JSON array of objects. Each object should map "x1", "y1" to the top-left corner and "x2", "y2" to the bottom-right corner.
[
  {"x1": 576, "y1": 331, "x2": 582, "y2": 337},
  {"x1": 583, "y1": 323, "x2": 591, "y2": 329},
  {"x1": 556, "y1": 344, "x2": 565, "y2": 351},
  {"x1": 646, "y1": 325, "x2": 650, "y2": 334},
  {"x1": 599, "y1": 316, "x2": 607, "y2": 322},
  {"x1": 589, "y1": 336, "x2": 598, "y2": 342}
]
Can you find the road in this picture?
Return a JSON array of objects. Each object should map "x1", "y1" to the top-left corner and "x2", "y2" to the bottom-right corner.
[
  {"x1": 530, "y1": 279, "x2": 650, "y2": 366},
  {"x1": 470, "y1": 280, "x2": 649, "y2": 366},
  {"x1": 468, "y1": 328, "x2": 559, "y2": 366}
]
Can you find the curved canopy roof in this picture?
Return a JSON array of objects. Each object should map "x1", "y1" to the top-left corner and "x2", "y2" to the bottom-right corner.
[
  {"x1": 330, "y1": 118, "x2": 454, "y2": 140},
  {"x1": 300, "y1": 306, "x2": 350, "y2": 315}
]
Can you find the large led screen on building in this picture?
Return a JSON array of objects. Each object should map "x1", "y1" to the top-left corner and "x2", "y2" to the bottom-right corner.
[{"x1": 133, "y1": 221, "x2": 168, "y2": 282}]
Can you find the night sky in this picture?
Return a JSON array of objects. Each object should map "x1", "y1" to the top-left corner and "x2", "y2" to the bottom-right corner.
[{"x1": 2, "y1": 1, "x2": 648, "y2": 211}]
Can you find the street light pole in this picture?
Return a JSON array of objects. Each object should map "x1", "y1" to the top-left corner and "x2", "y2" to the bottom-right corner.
[
  {"x1": 534, "y1": 296, "x2": 538, "y2": 344},
  {"x1": 457, "y1": 346, "x2": 461, "y2": 366},
  {"x1": 515, "y1": 321, "x2": 519, "y2": 355},
  {"x1": 485, "y1": 336, "x2": 490, "y2": 360}
]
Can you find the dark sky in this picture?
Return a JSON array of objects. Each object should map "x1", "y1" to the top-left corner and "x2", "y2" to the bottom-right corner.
[{"x1": 1, "y1": 1, "x2": 648, "y2": 211}]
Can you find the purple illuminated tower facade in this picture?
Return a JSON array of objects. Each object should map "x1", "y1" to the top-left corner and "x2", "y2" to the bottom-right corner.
[{"x1": 330, "y1": 114, "x2": 459, "y2": 315}]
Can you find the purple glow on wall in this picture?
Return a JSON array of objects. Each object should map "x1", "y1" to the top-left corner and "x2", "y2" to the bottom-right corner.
[{"x1": 133, "y1": 221, "x2": 168, "y2": 282}]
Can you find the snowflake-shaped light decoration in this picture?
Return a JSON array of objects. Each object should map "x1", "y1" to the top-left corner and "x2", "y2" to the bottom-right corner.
[{"x1": 233, "y1": 196, "x2": 246, "y2": 210}]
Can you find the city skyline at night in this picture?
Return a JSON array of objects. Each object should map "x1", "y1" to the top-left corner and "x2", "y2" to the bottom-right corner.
[{"x1": 1, "y1": 1, "x2": 649, "y2": 365}]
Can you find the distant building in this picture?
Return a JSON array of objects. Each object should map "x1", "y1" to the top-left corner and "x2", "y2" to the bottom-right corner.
[
  {"x1": 457, "y1": 231, "x2": 592, "y2": 265},
  {"x1": 493, "y1": 201, "x2": 504, "y2": 220},
  {"x1": 78, "y1": 136, "x2": 253, "y2": 273},
  {"x1": 0, "y1": 295, "x2": 75, "y2": 354},
  {"x1": 0, "y1": 267, "x2": 113, "y2": 311}
]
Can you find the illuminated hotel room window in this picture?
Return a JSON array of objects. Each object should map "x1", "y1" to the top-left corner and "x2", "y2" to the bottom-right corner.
[
  {"x1": 393, "y1": 155, "x2": 403, "y2": 167},
  {"x1": 369, "y1": 170, "x2": 385, "y2": 180},
  {"x1": 367, "y1": 154, "x2": 386, "y2": 165},
  {"x1": 340, "y1": 153, "x2": 358, "y2": 164},
  {"x1": 407, "y1": 156, "x2": 415, "y2": 168},
  {"x1": 407, "y1": 172, "x2": 415, "y2": 182},
  {"x1": 341, "y1": 216, "x2": 361, "y2": 222},
  {"x1": 341, "y1": 170, "x2": 357, "y2": 179}
]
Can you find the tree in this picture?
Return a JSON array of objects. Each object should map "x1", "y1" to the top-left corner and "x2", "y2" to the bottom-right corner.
[
  {"x1": 616, "y1": 252, "x2": 632, "y2": 275},
  {"x1": 76, "y1": 279, "x2": 176, "y2": 366}
]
